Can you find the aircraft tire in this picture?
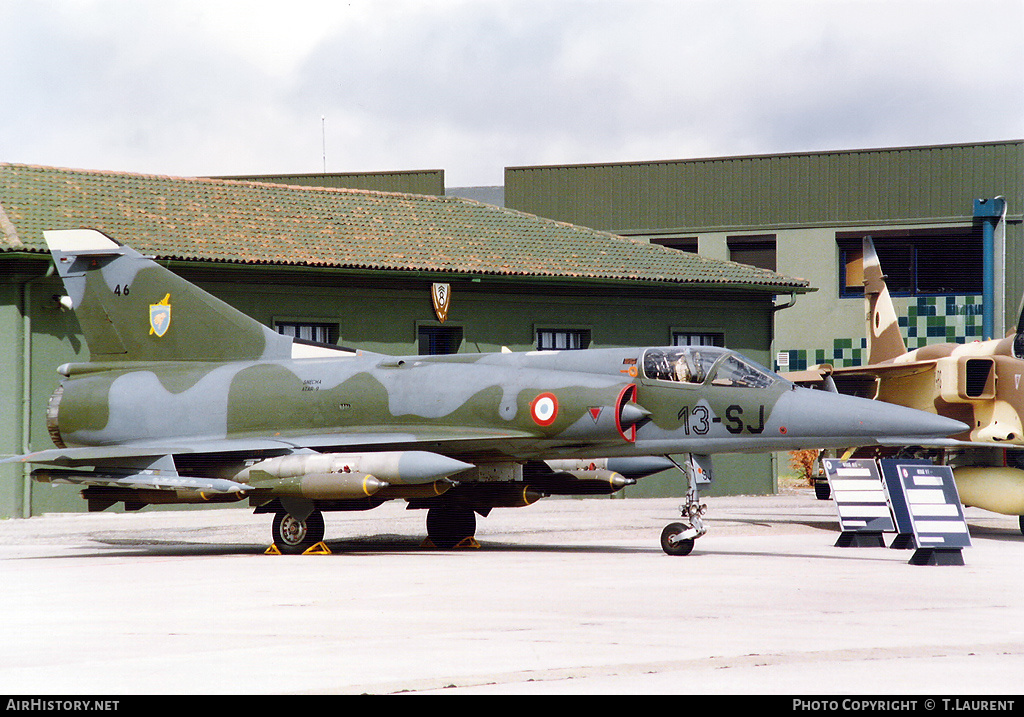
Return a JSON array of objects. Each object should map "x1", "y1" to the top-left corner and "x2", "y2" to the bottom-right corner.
[
  {"x1": 426, "y1": 507, "x2": 476, "y2": 549},
  {"x1": 814, "y1": 479, "x2": 831, "y2": 500},
  {"x1": 660, "y1": 522, "x2": 695, "y2": 556},
  {"x1": 272, "y1": 509, "x2": 326, "y2": 554}
]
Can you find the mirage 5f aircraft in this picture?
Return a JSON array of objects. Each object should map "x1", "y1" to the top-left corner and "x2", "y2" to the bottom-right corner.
[{"x1": 5, "y1": 230, "x2": 967, "y2": 554}]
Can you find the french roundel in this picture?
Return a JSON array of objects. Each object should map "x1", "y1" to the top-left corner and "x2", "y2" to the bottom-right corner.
[{"x1": 530, "y1": 393, "x2": 559, "y2": 426}]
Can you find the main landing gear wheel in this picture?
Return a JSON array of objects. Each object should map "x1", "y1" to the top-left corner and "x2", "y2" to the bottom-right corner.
[
  {"x1": 814, "y1": 478, "x2": 831, "y2": 500},
  {"x1": 272, "y1": 509, "x2": 325, "y2": 554},
  {"x1": 426, "y1": 507, "x2": 477, "y2": 549},
  {"x1": 661, "y1": 523, "x2": 695, "y2": 556}
]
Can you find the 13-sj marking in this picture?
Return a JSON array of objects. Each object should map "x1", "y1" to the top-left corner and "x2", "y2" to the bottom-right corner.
[{"x1": 678, "y1": 404, "x2": 765, "y2": 434}]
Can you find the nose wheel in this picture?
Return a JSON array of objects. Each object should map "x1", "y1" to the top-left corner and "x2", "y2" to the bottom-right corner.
[
  {"x1": 661, "y1": 453, "x2": 709, "y2": 556},
  {"x1": 661, "y1": 523, "x2": 695, "y2": 556},
  {"x1": 661, "y1": 494, "x2": 707, "y2": 555}
]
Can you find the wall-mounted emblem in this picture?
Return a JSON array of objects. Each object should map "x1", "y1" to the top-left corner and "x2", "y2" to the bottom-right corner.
[
  {"x1": 149, "y1": 293, "x2": 172, "y2": 337},
  {"x1": 431, "y1": 283, "x2": 451, "y2": 323}
]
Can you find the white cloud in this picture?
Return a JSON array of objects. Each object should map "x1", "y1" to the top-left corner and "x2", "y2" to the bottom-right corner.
[{"x1": 1, "y1": 0, "x2": 1020, "y2": 186}]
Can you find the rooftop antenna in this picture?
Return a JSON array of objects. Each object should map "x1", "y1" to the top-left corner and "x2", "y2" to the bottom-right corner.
[{"x1": 321, "y1": 115, "x2": 326, "y2": 173}]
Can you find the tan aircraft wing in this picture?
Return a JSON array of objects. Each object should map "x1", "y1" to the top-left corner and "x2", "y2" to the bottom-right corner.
[
  {"x1": 783, "y1": 360, "x2": 936, "y2": 382},
  {"x1": 829, "y1": 360, "x2": 937, "y2": 379}
]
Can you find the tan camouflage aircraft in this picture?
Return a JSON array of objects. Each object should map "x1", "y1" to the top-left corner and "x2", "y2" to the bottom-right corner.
[
  {"x1": 791, "y1": 236, "x2": 1024, "y2": 534},
  {"x1": 3, "y1": 230, "x2": 968, "y2": 554}
]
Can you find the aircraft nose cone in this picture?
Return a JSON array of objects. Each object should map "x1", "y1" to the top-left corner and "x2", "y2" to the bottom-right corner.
[{"x1": 778, "y1": 387, "x2": 968, "y2": 444}]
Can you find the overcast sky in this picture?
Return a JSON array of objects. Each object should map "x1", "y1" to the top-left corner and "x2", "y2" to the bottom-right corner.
[{"x1": 1, "y1": 0, "x2": 1022, "y2": 187}]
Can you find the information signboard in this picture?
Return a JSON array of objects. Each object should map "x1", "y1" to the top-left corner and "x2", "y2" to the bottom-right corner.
[
  {"x1": 891, "y1": 462, "x2": 971, "y2": 565},
  {"x1": 821, "y1": 458, "x2": 894, "y2": 546}
]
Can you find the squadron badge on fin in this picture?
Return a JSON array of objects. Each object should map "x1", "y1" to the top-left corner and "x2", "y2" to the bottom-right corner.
[{"x1": 149, "y1": 294, "x2": 172, "y2": 337}]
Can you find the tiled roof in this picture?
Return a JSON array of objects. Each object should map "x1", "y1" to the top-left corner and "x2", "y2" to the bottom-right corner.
[{"x1": 0, "y1": 163, "x2": 810, "y2": 292}]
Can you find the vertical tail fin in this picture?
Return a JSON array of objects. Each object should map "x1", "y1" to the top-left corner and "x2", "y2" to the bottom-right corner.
[
  {"x1": 1012, "y1": 289, "x2": 1024, "y2": 359},
  {"x1": 862, "y1": 236, "x2": 907, "y2": 364},
  {"x1": 45, "y1": 229, "x2": 293, "y2": 363}
]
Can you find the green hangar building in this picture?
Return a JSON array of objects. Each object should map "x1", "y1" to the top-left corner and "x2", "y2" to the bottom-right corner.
[
  {"x1": 7, "y1": 139, "x2": 1017, "y2": 518},
  {"x1": 505, "y1": 140, "x2": 1023, "y2": 374},
  {"x1": 0, "y1": 163, "x2": 805, "y2": 517}
]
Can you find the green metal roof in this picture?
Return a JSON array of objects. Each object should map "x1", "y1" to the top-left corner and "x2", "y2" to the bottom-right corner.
[
  {"x1": 0, "y1": 163, "x2": 809, "y2": 293},
  {"x1": 506, "y1": 140, "x2": 1024, "y2": 234},
  {"x1": 212, "y1": 169, "x2": 445, "y2": 196}
]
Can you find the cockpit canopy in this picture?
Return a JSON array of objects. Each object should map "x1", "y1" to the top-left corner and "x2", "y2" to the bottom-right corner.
[{"x1": 641, "y1": 347, "x2": 778, "y2": 389}]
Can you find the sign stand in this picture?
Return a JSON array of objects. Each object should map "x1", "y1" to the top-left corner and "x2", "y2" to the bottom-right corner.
[
  {"x1": 908, "y1": 546, "x2": 965, "y2": 566},
  {"x1": 889, "y1": 532, "x2": 916, "y2": 550},
  {"x1": 884, "y1": 461, "x2": 971, "y2": 566},
  {"x1": 821, "y1": 458, "x2": 894, "y2": 547},
  {"x1": 824, "y1": 458, "x2": 971, "y2": 565},
  {"x1": 834, "y1": 531, "x2": 885, "y2": 548},
  {"x1": 877, "y1": 459, "x2": 926, "y2": 550}
]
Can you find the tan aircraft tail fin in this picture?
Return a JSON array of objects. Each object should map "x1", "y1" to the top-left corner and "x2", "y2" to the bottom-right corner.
[{"x1": 862, "y1": 236, "x2": 907, "y2": 364}]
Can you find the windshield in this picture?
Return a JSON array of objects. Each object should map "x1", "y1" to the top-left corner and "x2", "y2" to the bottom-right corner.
[
  {"x1": 710, "y1": 354, "x2": 777, "y2": 388},
  {"x1": 642, "y1": 347, "x2": 721, "y2": 384}
]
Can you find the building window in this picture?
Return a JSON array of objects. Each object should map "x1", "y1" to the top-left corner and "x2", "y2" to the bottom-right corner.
[
  {"x1": 275, "y1": 321, "x2": 339, "y2": 345},
  {"x1": 837, "y1": 228, "x2": 982, "y2": 297},
  {"x1": 650, "y1": 236, "x2": 698, "y2": 253},
  {"x1": 673, "y1": 332, "x2": 724, "y2": 347},
  {"x1": 418, "y1": 325, "x2": 463, "y2": 355},
  {"x1": 728, "y1": 235, "x2": 776, "y2": 271},
  {"x1": 537, "y1": 329, "x2": 591, "y2": 350}
]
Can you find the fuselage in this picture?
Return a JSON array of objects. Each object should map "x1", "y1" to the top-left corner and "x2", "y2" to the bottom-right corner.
[{"x1": 47, "y1": 345, "x2": 967, "y2": 462}]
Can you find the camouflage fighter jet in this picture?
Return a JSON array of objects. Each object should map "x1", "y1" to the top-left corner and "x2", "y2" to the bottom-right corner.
[
  {"x1": 790, "y1": 236, "x2": 1024, "y2": 534},
  {"x1": 4, "y1": 230, "x2": 968, "y2": 555}
]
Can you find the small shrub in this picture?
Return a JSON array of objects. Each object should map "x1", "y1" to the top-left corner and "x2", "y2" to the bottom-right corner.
[{"x1": 788, "y1": 449, "x2": 820, "y2": 486}]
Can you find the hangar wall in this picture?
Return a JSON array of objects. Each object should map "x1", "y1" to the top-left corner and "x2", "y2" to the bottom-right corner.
[
  {"x1": 505, "y1": 140, "x2": 1024, "y2": 373},
  {"x1": 1, "y1": 163, "x2": 798, "y2": 517},
  {"x1": 213, "y1": 169, "x2": 445, "y2": 196},
  {"x1": 0, "y1": 262, "x2": 776, "y2": 517},
  {"x1": 9, "y1": 141, "x2": 1018, "y2": 518}
]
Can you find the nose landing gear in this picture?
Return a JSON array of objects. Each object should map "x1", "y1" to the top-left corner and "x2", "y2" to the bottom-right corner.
[
  {"x1": 661, "y1": 453, "x2": 710, "y2": 556},
  {"x1": 661, "y1": 495, "x2": 706, "y2": 555}
]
